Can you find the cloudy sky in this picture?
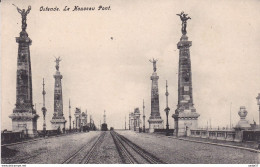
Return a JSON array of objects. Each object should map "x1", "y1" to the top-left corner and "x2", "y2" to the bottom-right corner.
[{"x1": 1, "y1": 0, "x2": 260, "y2": 130}]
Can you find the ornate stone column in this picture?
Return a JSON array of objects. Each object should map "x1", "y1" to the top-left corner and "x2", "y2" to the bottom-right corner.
[
  {"x1": 148, "y1": 59, "x2": 163, "y2": 133},
  {"x1": 172, "y1": 12, "x2": 200, "y2": 137},
  {"x1": 9, "y1": 6, "x2": 39, "y2": 137},
  {"x1": 50, "y1": 57, "x2": 66, "y2": 132}
]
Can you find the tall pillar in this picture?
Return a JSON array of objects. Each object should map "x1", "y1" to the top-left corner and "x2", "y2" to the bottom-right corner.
[
  {"x1": 9, "y1": 6, "x2": 39, "y2": 137},
  {"x1": 50, "y1": 57, "x2": 66, "y2": 132},
  {"x1": 148, "y1": 59, "x2": 163, "y2": 133},
  {"x1": 172, "y1": 12, "x2": 200, "y2": 137}
]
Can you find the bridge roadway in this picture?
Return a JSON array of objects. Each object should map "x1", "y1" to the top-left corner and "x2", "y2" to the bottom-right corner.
[{"x1": 1, "y1": 130, "x2": 259, "y2": 164}]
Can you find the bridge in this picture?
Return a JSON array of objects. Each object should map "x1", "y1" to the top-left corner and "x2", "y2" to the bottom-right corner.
[{"x1": 1, "y1": 130, "x2": 259, "y2": 164}]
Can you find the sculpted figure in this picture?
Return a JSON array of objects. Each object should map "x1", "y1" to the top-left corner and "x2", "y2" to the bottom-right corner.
[
  {"x1": 55, "y1": 57, "x2": 62, "y2": 71},
  {"x1": 149, "y1": 58, "x2": 158, "y2": 72},
  {"x1": 13, "y1": 4, "x2": 31, "y2": 31},
  {"x1": 176, "y1": 11, "x2": 191, "y2": 35}
]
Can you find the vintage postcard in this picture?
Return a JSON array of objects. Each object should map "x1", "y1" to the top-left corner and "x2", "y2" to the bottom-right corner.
[{"x1": 1, "y1": 0, "x2": 260, "y2": 165}]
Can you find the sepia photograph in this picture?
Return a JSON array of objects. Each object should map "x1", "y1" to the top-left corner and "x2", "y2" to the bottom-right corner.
[{"x1": 1, "y1": 0, "x2": 260, "y2": 165}]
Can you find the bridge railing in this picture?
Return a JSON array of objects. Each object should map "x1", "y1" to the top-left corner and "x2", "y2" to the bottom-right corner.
[
  {"x1": 154, "y1": 129, "x2": 175, "y2": 136},
  {"x1": 190, "y1": 129, "x2": 236, "y2": 141},
  {"x1": 1, "y1": 131, "x2": 26, "y2": 144},
  {"x1": 190, "y1": 129, "x2": 260, "y2": 143}
]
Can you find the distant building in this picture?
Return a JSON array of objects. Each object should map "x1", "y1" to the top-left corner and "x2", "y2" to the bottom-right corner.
[
  {"x1": 134, "y1": 108, "x2": 141, "y2": 131},
  {"x1": 74, "y1": 108, "x2": 81, "y2": 130},
  {"x1": 129, "y1": 112, "x2": 135, "y2": 130},
  {"x1": 129, "y1": 108, "x2": 142, "y2": 131},
  {"x1": 81, "y1": 112, "x2": 87, "y2": 126}
]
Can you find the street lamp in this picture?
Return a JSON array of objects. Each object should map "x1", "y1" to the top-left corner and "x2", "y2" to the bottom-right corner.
[
  {"x1": 256, "y1": 93, "x2": 260, "y2": 126},
  {"x1": 81, "y1": 122, "x2": 83, "y2": 132},
  {"x1": 164, "y1": 80, "x2": 170, "y2": 136},
  {"x1": 41, "y1": 78, "x2": 47, "y2": 136},
  {"x1": 134, "y1": 116, "x2": 136, "y2": 131},
  {"x1": 69, "y1": 99, "x2": 71, "y2": 131},
  {"x1": 129, "y1": 112, "x2": 131, "y2": 130},
  {"x1": 143, "y1": 99, "x2": 146, "y2": 133}
]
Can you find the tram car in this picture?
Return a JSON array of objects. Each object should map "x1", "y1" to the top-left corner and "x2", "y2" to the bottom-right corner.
[
  {"x1": 82, "y1": 125, "x2": 89, "y2": 132},
  {"x1": 101, "y1": 123, "x2": 108, "y2": 131}
]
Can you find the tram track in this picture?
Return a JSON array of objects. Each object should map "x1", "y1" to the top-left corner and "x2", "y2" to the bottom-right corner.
[
  {"x1": 3, "y1": 131, "x2": 165, "y2": 164},
  {"x1": 61, "y1": 131, "x2": 106, "y2": 164},
  {"x1": 111, "y1": 131, "x2": 166, "y2": 164}
]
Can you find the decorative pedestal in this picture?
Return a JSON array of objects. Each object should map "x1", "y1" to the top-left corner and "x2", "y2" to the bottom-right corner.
[
  {"x1": 173, "y1": 111, "x2": 199, "y2": 137},
  {"x1": 235, "y1": 106, "x2": 251, "y2": 129},
  {"x1": 9, "y1": 113, "x2": 39, "y2": 137},
  {"x1": 234, "y1": 106, "x2": 251, "y2": 142},
  {"x1": 50, "y1": 117, "x2": 66, "y2": 132},
  {"x1": 148, "y1": 118, "x2": 163, "y2": 133}
]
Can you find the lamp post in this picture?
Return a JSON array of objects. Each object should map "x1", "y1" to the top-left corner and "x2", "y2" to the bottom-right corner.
[
  {"x1": 134, "y1": 116, "x2": 136, "y2": 131},
  {"x1": 256, "y1": 93, "x2": 260, "y2": 127},
  {"x1": 73, "y1": 121, "x2": 75, "y2": 130},
  {"x1": 129, "y1": 112, "x2": 131, "y2": 130},
  {"x1": 125, "y1": 116, "x2": 126, "y2": 130},
  {"x1": 81, "y1": 122, "x2": 83, "y2": 132},
  {"x1": 143, "y1": 99, "x2": 146, "y2": 133},
  {"x1": 41, "y1": 78, "x2": 47, "y2": 135},
  {"x1": 69, "y1": 99, "x2": 71, "y2": 131},
  {"x1": 164, "y1": 80, "x2": 170, "y2": 136}
]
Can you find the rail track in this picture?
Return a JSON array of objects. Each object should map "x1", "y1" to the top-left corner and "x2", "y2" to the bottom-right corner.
[
  {"x1": 62, "y1": 131, "x2": 106, "y2": 164},
  {"x1": 111, "y1": 131, "x2": 166, "y2": 164}
]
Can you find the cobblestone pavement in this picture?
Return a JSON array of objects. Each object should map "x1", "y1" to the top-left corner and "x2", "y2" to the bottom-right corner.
[
  {"x1": 116, "y1": 130, "x2": 260, "y2": 164},
  {"x1": 1, "y1": 131, "x2": 101, "y2": 164}
]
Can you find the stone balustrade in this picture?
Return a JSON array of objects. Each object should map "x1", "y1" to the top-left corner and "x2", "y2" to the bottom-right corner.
[{"x1": 190, "y1": 129, "x2": 236, "y2": 142}]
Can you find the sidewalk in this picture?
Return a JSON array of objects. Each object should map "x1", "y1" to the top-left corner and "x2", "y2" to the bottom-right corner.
[
  {"x1": 1, "y1": 131, "x2": 82, "y2": 147},
  {"x1": 177, "y1": 136, "x2": 260, "y2": 153},
  {"x1": 141, "y1": 132, "x2": 260, "y2": 153}
]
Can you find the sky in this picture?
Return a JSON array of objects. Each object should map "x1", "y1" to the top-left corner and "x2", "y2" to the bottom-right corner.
[{"x1": 1, "y1": 0, "x2": 260, "y2": 130}]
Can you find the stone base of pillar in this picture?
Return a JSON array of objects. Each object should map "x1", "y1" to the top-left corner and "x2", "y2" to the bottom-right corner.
[
  {"x1": 50, "y1": 118, "x2": 66, "y2": 133},
  {"x1": 148, "y1": 118, "x2": 163, "y2": 133},
  {"x1": 234, "y1": 129, "x2": 243, "y2": 142},
  {"x1": 9, "y1": 113, "x2": 39, "y2": 137},
  {"x1": 174, "y1": 111, "x2": 200, "y2": 137},
  {"x1": 235, "y1": 119, "x2": 251, "y2": 129}
]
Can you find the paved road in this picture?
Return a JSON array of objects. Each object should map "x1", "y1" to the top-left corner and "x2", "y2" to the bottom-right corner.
[
  {"x1": 117, "y1": 130, "x2": 260, "y2": 164},
  {"x1": 1, "y1": 132, "x2": 101, "y2": 164},
  {"x1": 1, "y1": 130, "x2": 259, "y2": 164}
]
